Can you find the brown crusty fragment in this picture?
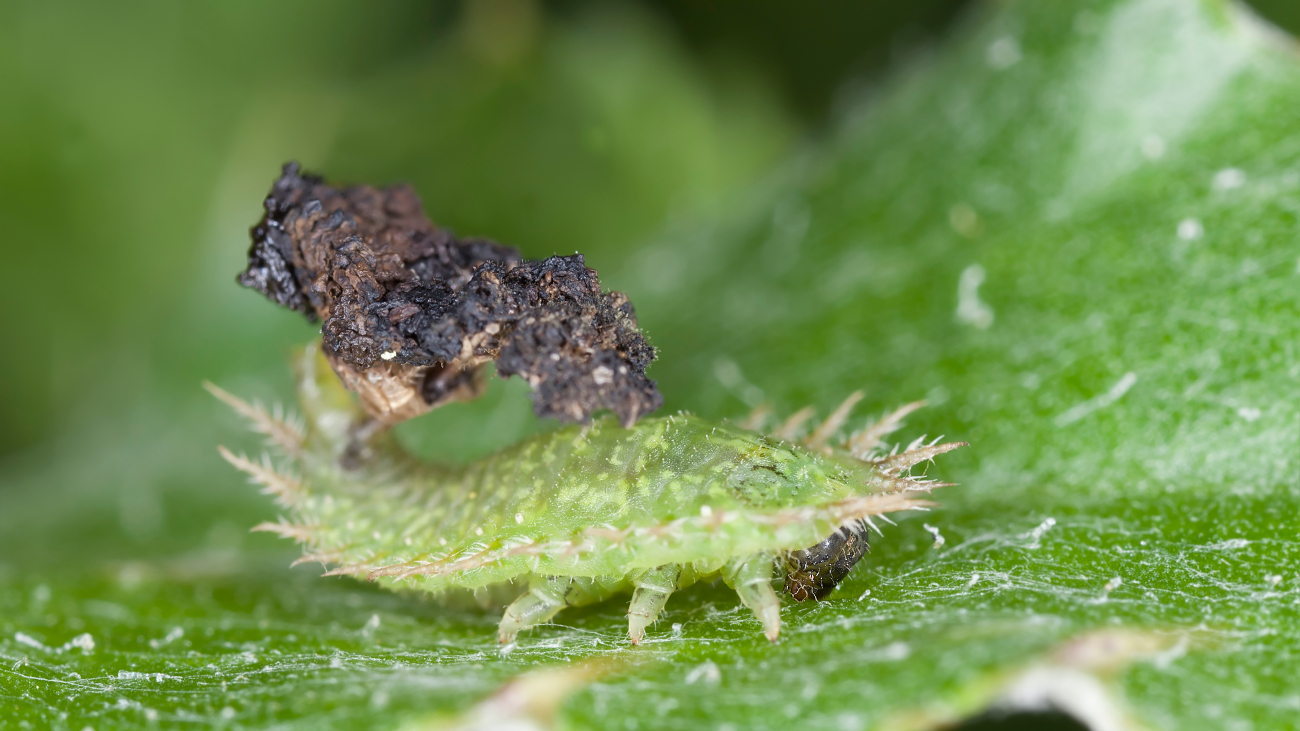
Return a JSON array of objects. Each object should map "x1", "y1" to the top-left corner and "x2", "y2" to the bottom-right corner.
[{"x1": 238, "y1": 162, "x2": 662, "y2": 427}]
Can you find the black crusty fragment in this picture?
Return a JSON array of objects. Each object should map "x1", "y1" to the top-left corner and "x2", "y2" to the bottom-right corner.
[
  {"x1": 495, "y1": 272, "x2": 660, "y2": 426},
  {"x1": 485, "y1": 256, "x2": 661, "y2": 426},
  {"x1": 237, "y1": 162, "x2": 662, "y2": 427},
  {"x1": 239, "y1": 164, "x2": 325, "y2": 316},
  {"x1": 782, "y1": 520, "x2": 871, "y2": 602}
]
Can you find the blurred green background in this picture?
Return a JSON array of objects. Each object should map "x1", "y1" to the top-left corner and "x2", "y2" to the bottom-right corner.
[
  {"x1": 2, "y1": 1, "x2": 1299, "y2": 729},
  {"x1": 1, "y1": 0, "x2": 989, "y2": 559},
  {"x1": 0, "y1": 0, "x2": 1296, "y2": 621},
  {"x1": 0, "y1": 0, "x2": 1296, "y2": 557}
]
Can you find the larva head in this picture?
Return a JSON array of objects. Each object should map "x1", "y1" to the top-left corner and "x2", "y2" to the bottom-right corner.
[
  {"x1": 288, "y1": 342, "x2": 414, "y2": 473},
  {"x1": 292, "y1": 342, "x2": 364, "y2": 444}
]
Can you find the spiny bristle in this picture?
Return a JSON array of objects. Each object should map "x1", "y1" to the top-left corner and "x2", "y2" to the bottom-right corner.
[
  {"x1": 805, "y1": 390, "x2": 864, "y2": 451},
  {"x1": 772, "y1": 406, "x2": 816, "y2": 442},
  {"x1": 736, "y1": 404, "x2": 772, "y2": 432},
  {"x1": 290, "y1": 553, "x2": 343, "y2": 567},
  {"x1": 820, "y1": 493, "x2": 937, "y2": 524},
  {"x1": 251, "y1": 520, "x2": 318, "y2": 543},
  {"x1": 367, "y1": 559, "x2": 446, "y2": 580},
  {"x1": 322, "y1": 563, "x2": 375, "y2": 578},
  {"x1": 861, "y1": 515, "x2": 882, "y2": 536},
  {"x1": 873, "y1": 441, "x2": 968, "y2": 473},
  {"x1": 217, "y1": 445, "x2": 303, "y2": 507},
  {"x1": 204, "y1": 381, "x2": 304, "y2": 457},
  {"x1": 867, "y1": 471, "x2": 953, "y2": 495},
  {"x1": 846, "y1": 400, "x2": 926, "y2": 457},
  {"x1": 366, "y1": 539, "x2": 545, "y2": 580}
]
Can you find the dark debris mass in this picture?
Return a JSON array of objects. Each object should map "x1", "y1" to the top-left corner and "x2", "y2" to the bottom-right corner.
[
  {"x1": 240, "y1": 162, "x2": 662, "y2": 427},
  {"x1": 782, "y1": 520, "x2": 870, "y2": 601}
]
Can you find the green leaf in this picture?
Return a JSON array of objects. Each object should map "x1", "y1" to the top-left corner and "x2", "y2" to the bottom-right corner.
[{"x1": 4, "y1": 0, "x2": 1298, "y2": 729}]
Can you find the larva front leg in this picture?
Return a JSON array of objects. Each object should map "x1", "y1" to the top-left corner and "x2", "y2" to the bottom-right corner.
[
  {"x1": 498, "y1": 575, "x2": 627, "y2": 643},
  {"x1": 498, "y1": 577, "x2": 568, "y2": 644},
  {"x1": 627, "y1": 564, "x2": 684, "y2": 644},
  {"x1": 722, "y1": 554, "x2": 782, "y2": 641}
]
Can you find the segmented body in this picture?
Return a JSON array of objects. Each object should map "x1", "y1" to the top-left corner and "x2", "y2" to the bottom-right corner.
[{"x1": 212, "y1": 343, "x2": 963, "y2": 643}]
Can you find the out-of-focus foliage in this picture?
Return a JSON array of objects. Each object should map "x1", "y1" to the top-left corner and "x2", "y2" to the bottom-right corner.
[
  {"x1": 615, "y1": 0, "x2": 1300, "y2": 727},
  {"x1": 640, "y1": 0, "x2": 971, "y2": 120},
  {"x1": 3, "y1": 0, "x2": 1300, "y2": 729},
  {"x1": 1248, "y1": 0, "x2": 1300, "y2": 35},
  {"x1": 0, "y1": 0, "x2": 441, "y2": 454},
  {"x1": 0, "y1": 0, "x2": 795, "y2": 560},
  {"x1": 0, "y1": 0, "x2": 792, "y2": 460}
]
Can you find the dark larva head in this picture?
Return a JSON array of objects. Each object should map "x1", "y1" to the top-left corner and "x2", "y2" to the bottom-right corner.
[{"x1": 782, "y1": 520, "x2": 870, "y2": 601}]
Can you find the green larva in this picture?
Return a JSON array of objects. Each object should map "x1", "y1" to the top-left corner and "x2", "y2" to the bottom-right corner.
[{"x1": 210, "y1": 342, "x2": 964, "y2": 643}]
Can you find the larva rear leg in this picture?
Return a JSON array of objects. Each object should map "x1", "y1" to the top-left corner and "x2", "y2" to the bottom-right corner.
[
  {"x1": 498, "y1": 575, "x2": 625, "y2": 643},
  {"x1": 627, "y1": 564, "x2": 684, "y2": 644},
  {"x1": 722, "y1": 554, "x2": 782, "y2": 641}
]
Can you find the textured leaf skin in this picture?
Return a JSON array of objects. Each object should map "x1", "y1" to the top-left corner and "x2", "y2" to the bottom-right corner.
[{"x1": 3, "y1": 0, "x2": 1300, "y2": 729}]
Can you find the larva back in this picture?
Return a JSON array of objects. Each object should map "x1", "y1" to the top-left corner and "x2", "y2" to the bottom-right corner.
[{"x1": 212, "y1": 342, "x2": 964, "y2": 643}]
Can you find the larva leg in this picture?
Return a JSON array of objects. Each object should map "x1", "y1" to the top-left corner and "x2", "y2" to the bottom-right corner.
[
  {"x1": 722, "y1": 554, "x2": 782, "y2": 641},
  {"x1": 498, "y1": 575, "x2": 627, "y2": 643},
  {"x1": 627, "y1": 564, "x2": 683, "y2": 644},
  {"x1": 499, "y1": 576, "x2": 570, "y2": 643}
]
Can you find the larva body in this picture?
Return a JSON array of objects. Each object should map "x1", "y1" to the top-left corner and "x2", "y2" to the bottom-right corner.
[{"x1": 214, "y1": 343, "x2": 963, "y2": 643}]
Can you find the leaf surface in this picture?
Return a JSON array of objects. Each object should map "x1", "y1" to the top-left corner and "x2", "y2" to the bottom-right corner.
[{"x1": 3, "y1": 1, "x2": 1299, "y2": 729}]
